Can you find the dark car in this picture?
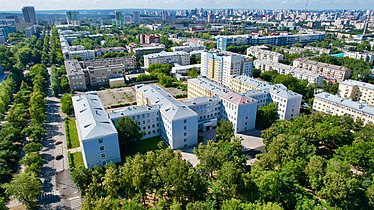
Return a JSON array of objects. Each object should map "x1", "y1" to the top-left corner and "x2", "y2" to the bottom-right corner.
[
  {"x1": 54, "y1": 141, "x2": 63, "y2": 145},
  {"x1": 56, "y1": 155, "x2": 64, "y2": 160}
]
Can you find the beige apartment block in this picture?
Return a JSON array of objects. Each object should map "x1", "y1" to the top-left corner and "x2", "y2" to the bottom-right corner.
[
  {"x1": 338, "y1": 79, "x2": 374, "y2": 106},
  {"x1": 293, "y1": 58, "x2": 351, "y2": 82},
  {"x1": 313, "y1": 92, "x2": 374, "y2": 125}
]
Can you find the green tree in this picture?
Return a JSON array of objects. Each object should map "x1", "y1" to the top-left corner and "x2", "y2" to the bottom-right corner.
[
  {"x1": 3, "y1": 172, "x2": 42, "y2": 210},
  {"x1": 23, "y1": 142, "x2": 43, "y2": 154},
  {"x1": 60, "y1": 76, "x2": 70, "y2": 93},
  {"x1": 117, "y1": 116, "x2": 143, "y2": 153},
  {"x1": 255, "y1": 103, "x2": 278, "y2": 129},
  {"x1": 188, "y1": 67, "x2": 199, "y2": 78},
  {"x1": 61, "y1": 94, "x2": 73, "y2": 115},
  {"x1": 216, "y1": 120, "x2": 234, "y2": 142}
]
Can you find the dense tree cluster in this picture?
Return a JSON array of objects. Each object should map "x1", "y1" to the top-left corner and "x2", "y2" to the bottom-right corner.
[
  {"x1": 71, "y1": 112, "x2": 374, "y2": 210},
  {"x1": 137, "y1": 64, "x2": 187, "y2": 90},
  {"x1": 51, "y1": 65, "x2": 69, "y2": 96}
]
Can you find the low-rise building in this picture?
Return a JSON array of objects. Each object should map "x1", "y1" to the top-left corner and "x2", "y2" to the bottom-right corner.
[
  {"x1": 254, "y1": 59, "x2": 324, "y2": 85},
  {"x1": 171, "y1": 43, "x2": 206, "y2": 53},
  {"x1": 171, "y1": 64, "x2": 201, "y2": 75},
  {"x1": 139, "y1": 34, "x2": 160, "y2": 45},
  {"x1": 94, "y1": 47, "x2": 127, "y2": 57},
  {"x1": 109, "y1": 105, "x2": 161, "y2": 140},
  {"x1": 313, "y1": 92, "x2": 374, "y2": 125},
  {"x1": 228, "y1": 75, "x2": 302, "y2": 120},
  {"x1": 247, "y1": 46, "x2": 284, "y2": 63},
  {"x1": 304, "y1": 46, "x2": 332, "y2": 55},
  {"x1": 65, "y1": 57, "x2": 137, "y2": 90},
  {"x1": 338, "y1": 79, "x2": 374, "y2": 106},
  {"x1": 187, "y1": 77, "x2": 258, "y2": 132},
  {"x1": 343, "y1": 51, "x2": 374, "y2": 65},
  {"x1": 293, "y1": 58, "x2": 351, "y2": 82},
  {"x1": 136, "y1": 84, "x2": 198, "y2": 149},
  {"x1": 131, "y1": 44, "x2": 165, "y2": 58},
  {"x1": 72, "y1": 92, "x2": 121, "y2": 168},
  {"x1": 144, "y1": 51, "x2": 190, "y2": 68}
]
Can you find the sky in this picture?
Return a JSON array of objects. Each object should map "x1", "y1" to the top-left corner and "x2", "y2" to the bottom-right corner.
[{"x1": 1, "y1": 0, "x2": 373, "y2": 11}]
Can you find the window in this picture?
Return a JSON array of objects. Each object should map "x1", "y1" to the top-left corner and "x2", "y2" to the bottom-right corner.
[
  {"x1": 184, "y1": 138, "x2": 187, "y2": 142},
  {"x1": 98, "y1": 139, "x2": 104, "y2": 144},
  {"x1": 100, "y1": 146, "x2": 105, "y2": 151},
  {"x1": 184, "y1": 119, "x2": 187, "y2": 123},
  {"x1": 100, "y1": 153, "x2": 106, "y2": 159},
  {"x1": 184, "y1": 125, "x2": 187, "y2": 130},
  {"x1": 184, "y1": 132, "x2": 187, "y2": 136}
]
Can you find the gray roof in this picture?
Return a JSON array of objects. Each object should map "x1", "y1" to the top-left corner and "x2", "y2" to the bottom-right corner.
[
  {"x1": 108, "y1": 105, "x2": 160, "y2": 120},
  {"x1": 143, "y1": 51, "x2": 189, "y2": 59},
  {"x1": 315, "y1": 92, "x2": 374, "y2": 116},
  {"x1": 137, "y1": 84, "x2": 197, "y2": 120},
  {"x1": 340, "y1": 79, "x2": 374, "y2": 90},
  {"x1": 183, "y1": 97, "x2": 221, "y2": 106},
  {"x1": 188, "y1": 77, "x2": 231, "y2": 97},
  {"x1": 72, "y1": 92, "x2": 117, "y2": 141}
]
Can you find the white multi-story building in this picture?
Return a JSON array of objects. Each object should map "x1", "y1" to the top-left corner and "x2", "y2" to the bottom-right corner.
[
  {"x1": 247, "y1": 46, "x2": 284, "y2": 63},
  {"x1": 183, "y1": 97, "x2": 221, "y2": 131},
  {"x1": 304, "y1": 46, "x2": 332, "y2": 55},
  {"x1": 171, "y1": 43, "x2": 206, "y2": 53},
  {"x1": 293, "y1": 58, "x2": 352, "y2": 82},
  {"x1": 228, "y1": 75, "x2": 302, "y2": 120},
  {"x1": 313, "y1": 92, "x2": 374, "y2": 125},
  {"x1": 187, "y1": 77, "x2": 258, "y2": 132},
  {"x1": 338, "y1": 79, "x2": 374, "y2": 106},
  {"x1": 171, "y1": 64, "x2": 201, "y2": 75},
  {"x1": 144, "y1": 51, "x2": 190, "y2": 68},
  {"x1": 343, "y1": 51, "x2": 374, "y2": 65},
  {"x1": 136, "y1": 84, "x2": 198, "y2": 149},
  {"x1": 200, "y1": 50, "x2": 253, "y2": 87},
  {"x1": 254, "y1": 59, "x2": 324, "y2": 85},
  {"x1": 72, "y1": 93, "x2": 121, "y2": 168},
  {"x1": 109, "y1": 105, "x2": 161, "y2": 140}
]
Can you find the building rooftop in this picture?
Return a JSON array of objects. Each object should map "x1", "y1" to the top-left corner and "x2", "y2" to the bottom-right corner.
[
  {"x1": 137, "y1": 84, "x2": 197, "y2": 120},
  {"x1": 315, "y1": 92, "x2": 374, "y2": 116},
  {"x1": 222, "y1": 91, "x2": 257, "y2": 105},
  {"x1": 72, "y1": 92, "x2": 117, "y2": 141},
  {"x1": 183, "y1": 96, "x2": 220, "y2": 106},
  {"x1": 340, "y1": 79, "x2": 374, "y2": 90},
  {"x1": 294, "y1": 58, "x2": 351, "y2": 73},
  {"x1": 108, "y1": 105, "x2": 160, "y2": 119},
  {"x1": 231, "y1": 75, "x2": 271, "y2": 88},
  {"x1": 143, "y1": 51, "x2": 189, "y2": 59}
]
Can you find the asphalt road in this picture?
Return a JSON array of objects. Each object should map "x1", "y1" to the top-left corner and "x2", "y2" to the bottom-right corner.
[{"x1": 39, "y1": 77, "x2": 81, "y2": 209}]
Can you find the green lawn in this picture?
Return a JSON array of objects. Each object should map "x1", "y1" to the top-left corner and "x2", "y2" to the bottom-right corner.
[
  {"x1": 68, "y1": 151, "x2": 84, "y2": 169},
  {"x1": 67, "y1": 118, "x2": 80, "y2": 149},
  {"x1": 132, "y1": 137, "x2": 167, "y2": 155}
]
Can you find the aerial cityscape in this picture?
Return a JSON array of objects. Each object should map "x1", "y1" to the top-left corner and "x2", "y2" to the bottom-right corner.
[{"x1": 0, "y1": 1, "x2": 373, "y2": 209}]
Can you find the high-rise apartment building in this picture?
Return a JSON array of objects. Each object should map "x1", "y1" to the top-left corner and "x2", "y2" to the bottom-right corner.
[
  {"x1": 66, "y1": 11, "x2": 79, "y2": 26},
  {"x1": 133, "y1": 11, "x2": 140, "y2": 24},
  {"x1": 22, "y1": 6, "x2": 37, "y2": 25},
  {"x1": 200, "y1": 50, "x2": 253, "y2": 86}
]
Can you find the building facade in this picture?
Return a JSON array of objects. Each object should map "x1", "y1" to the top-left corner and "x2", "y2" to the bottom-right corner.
[
  {"x1": 338, "y1": 79, "x2": 374, "y2": 106},
  {"x1": 200, "y1": 50, "x2": 253, "y2": 86},
  {"x1": 136, "y1": 84, "x2": 198, "y2": 149},
  {"x1": 144, "y1": 51, "x2": 190, "y2": 68},
  {"x1": 65, "y1": 56, "x2": 137, "y2": 90},
  {"x1": 293, "y1": 58, "x2": 351, "y2": 82},
  {"x1": 247, "y1": 46, "x2": 284, "y2": 63},
  {"x1": 72, "y1": 93, "x2": 121, "y2": 168},
  {"x1": 254, "y1": 59, "x2": 324, "y2": 85},
  {"x1": 22, "y1": 6, "x2": 37, "y2": 25},
  {"x1": 313, "y1": 92, "x2": 374, "y2": 125}
]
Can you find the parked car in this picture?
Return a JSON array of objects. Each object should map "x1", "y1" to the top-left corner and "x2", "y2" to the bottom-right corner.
[
  {"x1": 56, "y1": 155, "x2": 64, "y2": 160},
  {"x1": 54, "y1": 141, "x2": 62, "y2": 145}
]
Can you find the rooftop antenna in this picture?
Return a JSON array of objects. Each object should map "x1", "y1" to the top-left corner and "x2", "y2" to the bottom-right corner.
[{"x1": 305, "y1": 0, "x2": 309, "y2": 11}]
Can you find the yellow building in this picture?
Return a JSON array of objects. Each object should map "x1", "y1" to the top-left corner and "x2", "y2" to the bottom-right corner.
[{"x1": 338, "y1": 80, "x2": 374, "y2": 106}]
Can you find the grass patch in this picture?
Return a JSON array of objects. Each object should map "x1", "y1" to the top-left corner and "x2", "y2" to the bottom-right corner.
[
  {"x1": 66, "y1": 118, "x2": 80, "y2": 149},
  {"x1": 132, "y1": 137, "x2": 167, "y2": 155},
  {"x1": 68, "y1": 151, "x2": 84, "y2": 169}
]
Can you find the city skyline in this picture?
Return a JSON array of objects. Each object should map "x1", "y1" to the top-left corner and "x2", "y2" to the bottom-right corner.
[{"x1": 0, "y1": 0, "x2": 372, "y2": 11}]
